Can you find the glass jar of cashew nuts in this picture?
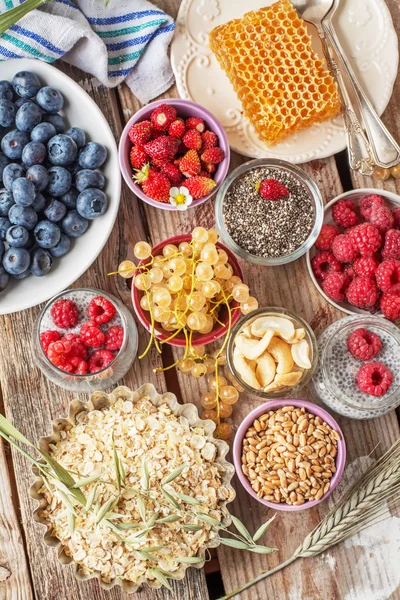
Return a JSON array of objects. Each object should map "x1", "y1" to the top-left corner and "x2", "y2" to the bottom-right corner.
[{"x1": 226, "y1": 307, "x2": 318, "y2": 398}]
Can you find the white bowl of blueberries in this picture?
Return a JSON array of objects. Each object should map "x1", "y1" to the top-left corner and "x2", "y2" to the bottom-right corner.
[{"x1": 0, "y1": 62, "x2": 120, "y2": 314}]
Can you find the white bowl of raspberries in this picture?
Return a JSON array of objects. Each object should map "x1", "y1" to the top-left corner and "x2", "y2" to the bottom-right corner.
[
  {"x1": 119, "y1": 99, "x2": 230, "y2": 210},
  {"x1": 307, "y1": 189, "x2": 400, "y2": 320}
]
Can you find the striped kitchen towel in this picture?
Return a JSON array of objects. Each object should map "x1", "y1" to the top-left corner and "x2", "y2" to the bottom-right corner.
[{"x1": 0, "y1": 0, "x2": 175, "y2": 103}]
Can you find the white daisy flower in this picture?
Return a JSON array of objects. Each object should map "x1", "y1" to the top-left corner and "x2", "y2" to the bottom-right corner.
[{"x1": 169, "y1": 186, "x2": 193, "y2": 211}]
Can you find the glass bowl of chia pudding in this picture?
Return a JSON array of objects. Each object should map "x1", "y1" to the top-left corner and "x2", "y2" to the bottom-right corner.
[
  {"x1": 311, "y1": 315, "x2": 400, "y2": 419},
  {"x1": 215, "y1": 158, "x2": 324, "y2": 266}
]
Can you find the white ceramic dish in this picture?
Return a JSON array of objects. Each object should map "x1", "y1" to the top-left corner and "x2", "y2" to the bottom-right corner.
[
  {"x1": 306, "y1": 188, "x2": 400, "y2": 315},
  {"x1": 0, "y1": 59, "x2": 120, "y2": 315},
  {"x1": 171, "y1": 0, "x2": 398, "y2": 163}
]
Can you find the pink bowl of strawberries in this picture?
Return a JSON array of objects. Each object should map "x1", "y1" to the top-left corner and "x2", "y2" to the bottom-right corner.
[
  {"x1": 306, "y1": 189, "x2": 400, "y2": 320},
  {"x1": 119, "y1": 99, "x2": 230, "y2": 210}
]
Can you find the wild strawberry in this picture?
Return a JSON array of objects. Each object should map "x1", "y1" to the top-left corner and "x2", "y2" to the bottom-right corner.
[
  {"x1": 150, "y1": 104, "x2": 177, "y2": 131},
  {"x1": 199, "y1": 170, "x2": 211, "y2": 178},
  {"x1": 129, "y1": 146, "x2": 148, "y2": 169},
  {"x1": 360, "y1": 194, "x2": 386, "y2": 220},
  {"x1": 382, "y1": 229, "x2": 400, "y2": 260},
  {"x1": 201, "y1": 147, "x2": 225, "y2": 164},
  {"x1": 183, "y1": 129, "x2": 202, "y2": 150},
  {"x1": 128, "y1": 120, "x2": 152, "y2": 145},
  {"x1": 259, "y1": 179, "x2": 289, "y2": 201},
  {"x1": 142, "y1": 172, "x2": 171, "y2": 203},
  {"x1": 201, "y1": 130, "x2": 218, "y2": 150},
  {"x1": 184, "y1": 176, "x2": 216, "y2": 199},
  {"x1": 185, "y1": 117, "x2": 205, "y2": 132},
  {"x1": 168, "y1": 118, "x2": 186, "y2": 138},
  {"x1": 332, "y1": 199, "x2": 359, "y2": 228},
  {"x1": 144, "y1": 136, "x2": 179, "y2": 162},
  {"x1": 133, "y1": 163, "x2": 159, "y2": 185},
  {"x1": 201, "y1": 161, "x2": 216, "y2": 175},
  {"x1": 315, "y1": 224, "x2": 340, "y2": 251},
  {"x1": 179, "y1": 150, "x2": 201, "y2": 177},
  {"x1": 161, "y1": 162, "x2": 183, "y2": 186}
]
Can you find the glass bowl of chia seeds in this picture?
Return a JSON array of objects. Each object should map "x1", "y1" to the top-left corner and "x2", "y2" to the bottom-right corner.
[
  {"x1": 215, "y1": 158, "x2": 324, "y2": 266},
  {"x1": 311, "y1": 315, "x2": 400, "y2": 419}
]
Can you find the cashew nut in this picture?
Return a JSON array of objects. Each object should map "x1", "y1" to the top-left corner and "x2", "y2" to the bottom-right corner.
[
  {"x1": 291, "y1": 339, "x2": 311, "y2": 369},
  {"x1": 250, "y1": 316, "x2": 295, "y2": 341},
  {"x1": 286, "y1": 328, "x2": 306, "y2": 344},
  {"x1": 233, "y1": 348, "x2": 261, "y2": 390},
  {"x1": 267, "y1": 337, "x2": 294, "y2": 374},
  {"x1": 263, "y1": 371, "x2": 303, "y2": 392},
  {"x1": 234, "y1": 330, "x2": 274, "y2": 360},
  {"x1": 255, "y1": 351, "x2": 276, "y2": 387}
]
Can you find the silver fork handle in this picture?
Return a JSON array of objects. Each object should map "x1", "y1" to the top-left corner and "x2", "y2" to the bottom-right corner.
[
  {"x1": 323, "y1": 19, "x2": 400, "y2": 169},
  {"x1": 319, "y1": 31, "x2": 375, "y2": 176}
]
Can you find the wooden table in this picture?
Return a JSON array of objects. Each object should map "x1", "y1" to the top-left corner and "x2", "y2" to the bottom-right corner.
[{"x1": 1, "y1": 1, "x2": 400, "y2": 599}]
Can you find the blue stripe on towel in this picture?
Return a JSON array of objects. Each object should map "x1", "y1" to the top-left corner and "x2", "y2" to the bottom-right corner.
[
  {"x1": 105, "y1": 22, "x2": 174, "y2": 52},
  {"x1": 10, "y1": 24, "x2": 63, "y2": 55},
  {"x1": 0, "y1": 45, "x2": 22, "y2": 59},
  {"x1": 87, "y1": 9, "x2": 164, "y2": 26}
]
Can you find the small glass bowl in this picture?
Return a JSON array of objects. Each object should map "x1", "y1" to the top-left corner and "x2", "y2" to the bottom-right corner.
[
  {"x1": 311, "y1": 315, "x2": 400, "y2": 419},
  {"x1": 215, "y1": 158, "x2": 324, "y2": 266},
  {"x1": 34, "y1": 288, "x2": 138, "y2": 392},
  {"x1": 226, "y1": 307, "x2": 318, "y2": 398}
]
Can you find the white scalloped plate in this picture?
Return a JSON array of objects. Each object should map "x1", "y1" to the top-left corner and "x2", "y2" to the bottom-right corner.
[{"x1": 171, "y1": 0, "x2": 398, "y2": 163}]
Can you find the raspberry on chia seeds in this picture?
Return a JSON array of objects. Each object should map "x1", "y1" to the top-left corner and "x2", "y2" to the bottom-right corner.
[
  {"x1": 50, "y1": 299, "x2": 79, "y2": 329},
  {"x1": 88, "y1": 350, "x2": 114, "y2": 373},
  {"x1": 40, "y1": 330, "x2": 61, "y2": 353},
  {"x1": 311, "y1": 251, "x2": 342, "y2": 280},
  {"x1": 357, "y1": 362, "x2": 393, "y2": 396},
  {"x1": 315, "y1": 224, "x2": 340, "y2": 251},
  {"x1": 80, "y1": 324, "x2": 105, "y2": 348},
  {"x1": 347, "y1": 328, "x2": 382, "y2": 361},
  {"x1": 88, "y1": 296, "x2": 116, "y2": 325},
  {"x1": 332, "y1": 199, "x2": 359, "y2": 228},
  {"x1": 105, "y1": 326, "x2": 124, "y2": 351}
]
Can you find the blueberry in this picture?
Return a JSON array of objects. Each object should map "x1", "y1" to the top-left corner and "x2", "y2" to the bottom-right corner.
[
  {"x1": 42, "y1": 113, "x2": 65, "y2": 133},
  {"x1": 66, "y1": 127, "x2": 86, "y2": 148},
  {"x1": 44, "y1": 198, "x2": 66, "y2": 222},
  {"x1": 32, "y1": 192, "x2": 46, "y2": 213},
  {"x1": 76, "y1": 188, "x2": 108, "y2": 220},
  {"x1": 12, "y1": 268, "x2": 30, "y2": 280},
  {"x1": 34, "y1": 220, "x2": 61, "y2": 248},
  {"x1": 14, "y1": 97, "x2": 33, "y2": 109},
  {"x1": 60, "y1": 187, "x2": 78, "y2": 209},
  {"x1": 67, "y1": 161, "x2": 82, "y2": 176},
  {"x1": 3, "y1": 163, "x2": 25, "y2": 190},
  {"x1": 6, "y1": 225, "x2": 29, "y2": 247},
  {"x1": 49, "y1": 233, "x2": 71, "y2": 257},
  {"x1": 62, "y1": 210, "x2": 88, "y2": 238},
  {"x1": 12, "y1": 71, "x2": 41, "y2": 99},
  {"x1": 3, "y1": 247, "x2": 30, "y2": 275},
  {"x1": 9, "y1": 205, "x2": 38, "y2": 230},
  {"x1": 0, "y1": 151, "x2": 10, "y2": 181},
  {"x1": 0, "y1": 100, "x2": 17, "y2": 128},
  {"x1": 0, "y1": 217, "x2": 11, "y2": 239},
  {"x1": 15, "y1": 102, "x2": 42, "y2": 133},
  {"x1": 12, "y1": 177, "x2": 35, "y2": 207},
  {"x1": 0, "y1": 189, "x2": 14, "y2": 216},
  {"x1": 22, "y1": 141, "x2": 46, "y2": 167},
  {"x1": 26, "y1": 165, "x2": 48, "y2": 191},
  {"x1": 0, "y1": 81, "x2": 13, "y2": 101},
  {"x1": 75, "y1": 169, "x2": 105, "y2": 192},
  {"x1": 46, "y1": 166, "x2": 71, "y2": 196},
  {"x1": 36, "y1": 87, "x2": 64, "y2": 113},
  {"x1": 31, "y1": 122, "x2": 56, "y2": 144},
  {"x1": 48, "y1": 133, "x2": 78, "y2": 168},
  {"x1": 31, "y1": 247, "x2": 52, "y2": 277},
  {"x1": 79, "y1": 142, "x2": 107, "y2": 169},
  {"x1": 0, "y1": 265, "x2": 9, "y2": 291},
  {"x1": 1, "y1": 130, "x2": 29, "y2": 160},
  {"x1": 0, "y1": 239, "x2": 3, "y2": 261}
]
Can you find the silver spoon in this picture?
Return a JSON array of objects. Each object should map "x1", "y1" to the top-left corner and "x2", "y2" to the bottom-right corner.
[
  {"x1": 291, "y1": 0, "x2": 375, "y2": 175},
  {"x1": 323, "y1": 0, "x2": 400, "y2": 170}
]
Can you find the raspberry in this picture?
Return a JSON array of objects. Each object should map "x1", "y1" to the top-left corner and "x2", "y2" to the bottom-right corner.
[
  {"x1": 346, "y1": 276, "x2": 379, "y2": 308},
  {"x1": 259, "y1": 178, "x2": 289, "y2": 201},
  {"x1": 392, "y1": 207, "x2": 400, "y2": 229},
  {"x1": 182, "y1": 129, "x2": 202, "y2": 150},
  {"x1": 348, "y1": 223, "x2": 382, "y2": 257},
  {"x1": 311, "y1": 251, "x2": 342, "y2": 280},
  {"x1": 357, "y1": 362, "x2": 393, "y2": 396},
  {"x1": 347, "y1": 328, "x2": 382, "y2": 361},
  {"x1": 367, "y1": 205, "x2": 394, "y2": 235},
  {"x1": 315, "y1": 224, "x2": 340, "y2": 251},
  {"x1": 69, "y1": 356, "x2": 88, "y2": 375},
  {"x1": 381, "y1": 229, "x2": 400, "y2": 260},
  {"x1": 88, "y1": 296, "x2": 116, "y2": 324},
  {"x1": 375, "y1": 259, "x2": 400, "y2": 293},
  {"x1": 62, "y1": 333, "x2": 87, "y2": 359},
  {"x1": 150, "y1": 104, "x2": 177, "y2": 131},
  {"x1": 40, "y1": 330, "x2": 61, "y2": 353},
  {"x1": 353, "y1": 255, "x2": 379, "y2": 279},
  {"x1": 168, "y1": 119, "x2": 186, "y2": 138},
  {"x1": 129, "y1": 146, "x2": 148, "y2": 170},
  {"x1": 380, "y1": 292, "x2": 400, "y2": 320},
  {"x1": 322, "y1": 272, "x2": 350, "y2": 301},
  {"x1": 80, "y1": 323, "x2": 105, "y2": 348},
  {"x1": 185, "y1": 117, "x2": 205, "y2": 132},
  {"x1": 47, "y1": 339, "x2": 74, "y2": 368},
  {"x1": 332, "y1": 199, "x2": 359, "y2": 228},
  {"x1": 344, "y1": 263, "x2": 356, "y2": 281},
  {"x1": 50, "y1": 299, "x2": 79, "y2": 329},
  {"x1": 88, "y1": 350, "x2": 114, "y2": 373},
  {"x1": 331, "y1": 234, "x2": 358, "y2": 263},
  {"x1": 360, "y1": 194, "x2": 386, "y2": 220},
  {"x1": 105, "y1": 326, "x2": 124, "y2": 351},
  {"x1": 128, "y1": 120, "x2": 152, "y2": 146},
  {"x1": 201, "y1": 130, "x2": 218, "y2": 150}
]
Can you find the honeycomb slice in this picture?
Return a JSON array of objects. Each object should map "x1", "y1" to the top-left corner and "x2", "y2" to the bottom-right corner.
[{"x1": 209, "y1": 0, "x2": 341, "y2": 147}]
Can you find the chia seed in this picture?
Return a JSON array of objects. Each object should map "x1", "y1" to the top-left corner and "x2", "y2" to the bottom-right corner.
[{"x1": 222, "y1": 166, "x2": 315, "y2": 258}]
